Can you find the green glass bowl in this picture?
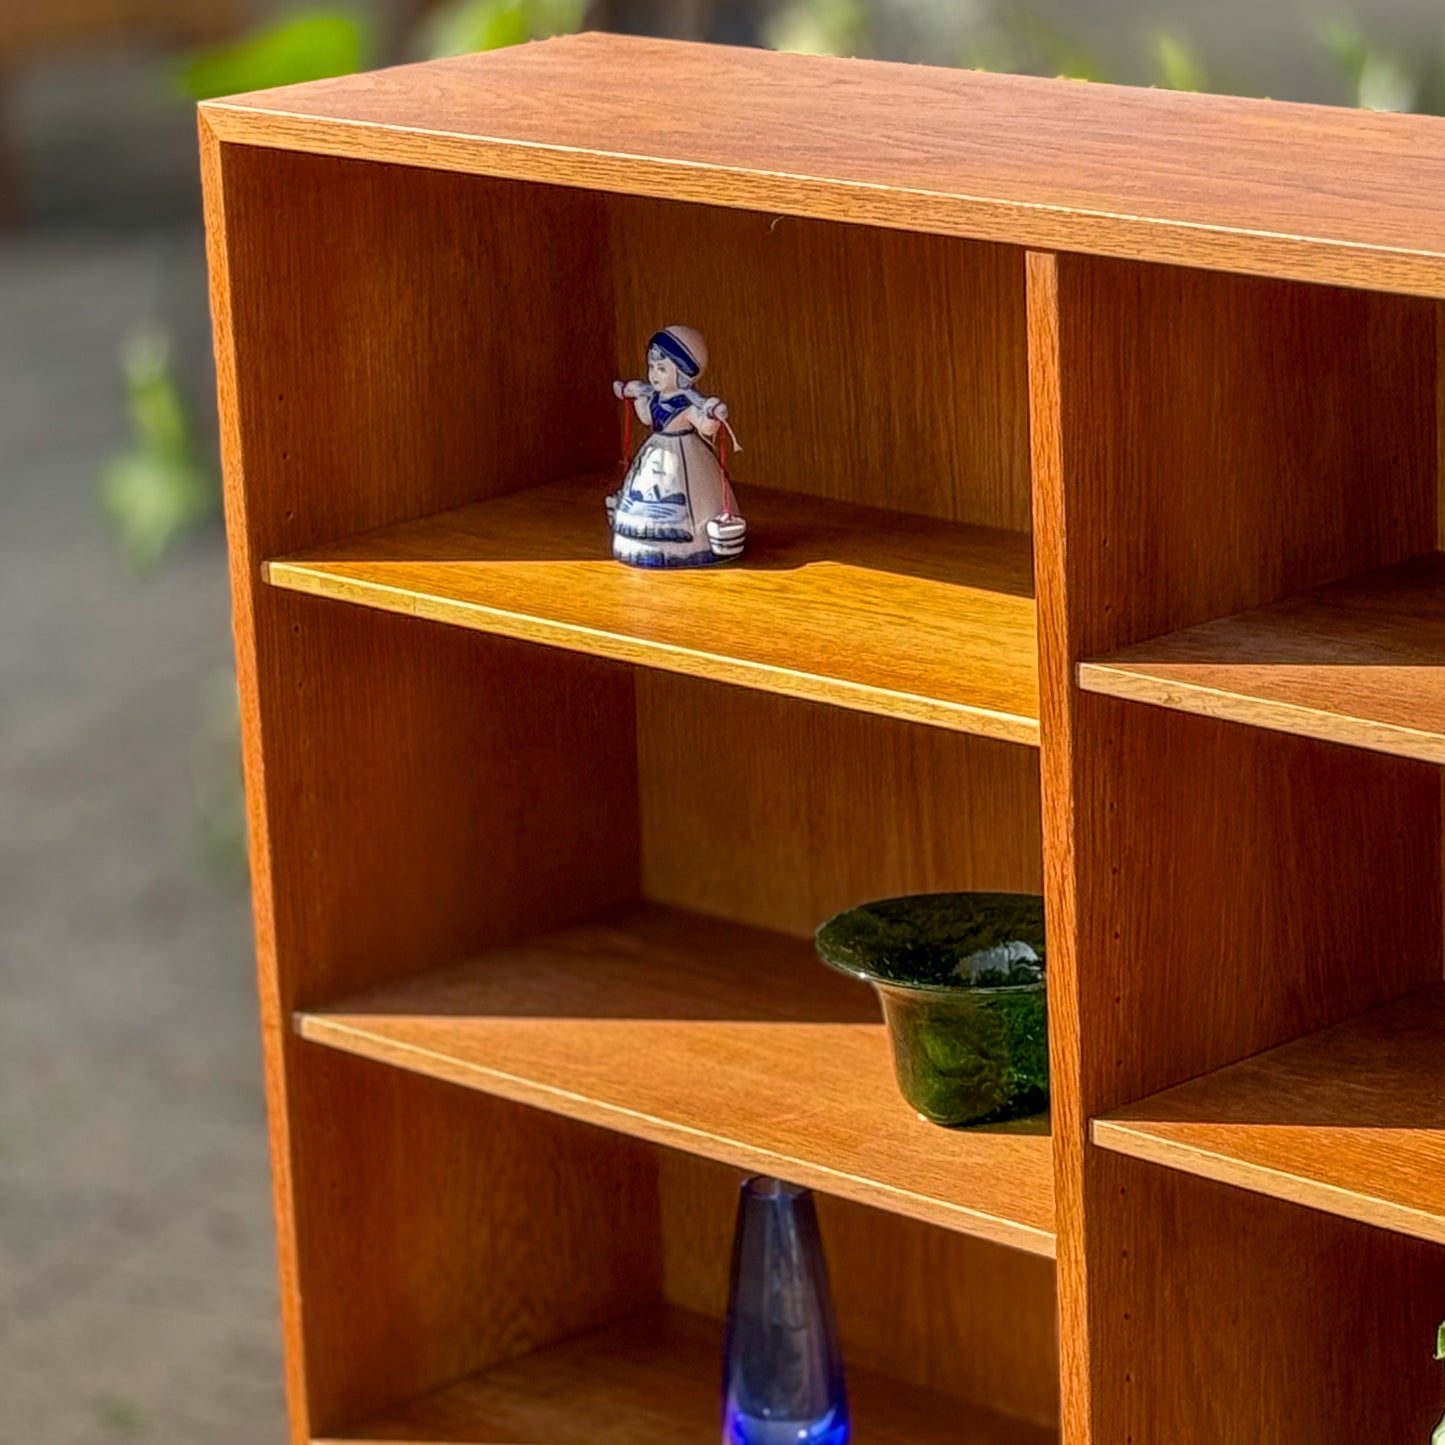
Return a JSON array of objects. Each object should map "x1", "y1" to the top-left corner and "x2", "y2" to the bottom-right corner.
[{"x1": 815, "y1": 892, "x2": 1048, "y2": 1128}]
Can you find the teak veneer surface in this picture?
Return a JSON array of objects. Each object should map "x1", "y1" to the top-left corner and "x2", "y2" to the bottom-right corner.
[
  {"x1": 296, "y1": 904, "x2": 1056, "y2": 1255},
  {"x1": 1027, "y1": 249, "x2": 1443, "y2": 1445},
  {"x1": 199, "y1": 32, "x2": 1445, "y2": 297},
  {"x1": 316, "y1": 1305, "x2": 1059, "y2": 1444},
  {"x1": 658, "y1": 1155, "x2": 1061, "y2": 1430},
  {"x1": 1080, "y1": 553, "x2": 1445, "y2": 763},
  {"x1": 1094, "y1": 985, "x2": 1445, "y2": 1245},
  {"x1": 265, "y1": 473, "x2": 1040, "y2": 742}
]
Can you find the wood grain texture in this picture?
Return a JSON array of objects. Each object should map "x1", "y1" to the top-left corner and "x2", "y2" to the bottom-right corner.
[
  {"x1": 315, "y1": 1304, "x2": 1059, "y2": 1445},
  {"x1": 296, "y1": 903, "x2": 1056, "y2": 1254},
  {"x1": 200, "y1": 32, "x2": 1445, "y2": 298},
  {"x1": 1029, "y1": 249, "x2": 1445, "y2": 1445},
  {"x1": 607, "y1": 195, "x2": 1030, "y2": 530},
  {"x1": 1024, "y1": 252, "x2": 1092, "y2": 1445},
  {"x1": 1096, "y1": 1161, "x2": 1445, "y2": 1445},
  {"x1": 1057, "y1": 257, "x2": 1437, "y2": 654},
  {"x1": 290, "y1": 1056, "x2": 661, "y2": 1435},
  {"x1": 658, "y1": 1154, "x2": 1061, "y2": 1430},
  {"x1": 1080, "y1": 553, "x2": 1445, "y2": 763},
  {"x1": 1093, "y1": 984, "x2": 1445, "y2": 1243},
  {"x1": 638, "y1": 676, "x2": 1043, "y2": 938},
  {"x1": 204, "y1": 133, "x2": 642, "y2": 1439},
  {"x1": 264, "y1": 473, "x2": 1040, "y2": 743}
]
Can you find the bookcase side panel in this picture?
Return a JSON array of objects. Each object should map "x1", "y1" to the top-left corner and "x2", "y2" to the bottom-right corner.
[
  {"x1": 607, "y1": 196, "x2": 1031, "y2": 531},
  {"x1": 1029, "y1": 249, "x2": 1444, "y2": 1445},
  {"x1": 203, "y1": 133, "x2": 648, "y2": 1438}
]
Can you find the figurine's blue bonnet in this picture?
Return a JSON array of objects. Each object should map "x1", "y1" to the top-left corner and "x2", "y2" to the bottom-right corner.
[{"x1": 648, "y1": 325, "x2": 707, "y2": 381}]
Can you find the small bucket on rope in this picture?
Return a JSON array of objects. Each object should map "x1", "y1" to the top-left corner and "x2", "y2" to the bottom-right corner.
[{"x1": 706, "y1": 415, "x2": 747, "y2": 560}]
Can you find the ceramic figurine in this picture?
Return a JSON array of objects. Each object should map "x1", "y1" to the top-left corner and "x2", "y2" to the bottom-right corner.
[{"x1": 608, "y1": 325, "x2": 746, "y2": 567}]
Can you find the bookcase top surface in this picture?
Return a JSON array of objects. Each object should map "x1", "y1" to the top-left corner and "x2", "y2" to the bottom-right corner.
[{"x1": 200, "y1": 31, "x2": 1445, "y2": 295}]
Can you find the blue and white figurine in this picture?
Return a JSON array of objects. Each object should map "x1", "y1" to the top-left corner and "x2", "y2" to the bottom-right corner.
[{"x1": 608, "y1": 325, "x2": 746, "y2": 567}]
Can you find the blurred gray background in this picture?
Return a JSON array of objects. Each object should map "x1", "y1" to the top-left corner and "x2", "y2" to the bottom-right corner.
[{"x1": 0, "y1": 1, "x2": 1438, "y2": 1440}]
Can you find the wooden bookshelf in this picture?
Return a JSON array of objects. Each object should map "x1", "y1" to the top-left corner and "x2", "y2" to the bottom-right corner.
[
  {"x1": 316, "y1": 1306, "x2": 1058, "y2": 1445},
  {"x1": 297, "y1": 904, "x2": 1054, "y2": 1253},
  {"x1": 202, "y1": 32, "x2": 1445, "y2": 1445},
  {"x1": 1093, "y1": 985, "x2": 1445, "y2": 1246},
  {"x1": 1080, "y1": 554, "x2": 1445, "y2": 763},
  {"x1": 266, "y1": 472, "x2": 1039, "y2": 742}
]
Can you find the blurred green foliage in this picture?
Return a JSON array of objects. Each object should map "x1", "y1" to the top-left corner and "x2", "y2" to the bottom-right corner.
[
  {"x1": 414, "y1": 0, "x2": 587, "y2": 58},
  {"x1": 100, "y1": 332, "x2": 214, "y2": 573},
  {"x1": 176, "y1": 9, "x2": 369, "y2": 100},
  {"x1": 959, "y1": 8, "x2": 1111, "y2": 83},
  {"x1": 1154, "y1": 31, "x2": 1209, "y2": 93},
  {"x1": 765, "y1": 0, "x2": 870, "y2": 58},
  {"x1": 1320, "y1": 17, "x2": 1439, "y2": 113}
]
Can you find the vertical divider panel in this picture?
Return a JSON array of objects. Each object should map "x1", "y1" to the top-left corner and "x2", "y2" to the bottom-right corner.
[
  {"x1": 1029, "y1": 248, "x2": 1444, "y2": 1445},
  {"x1": 202, "y1": 127, "x2": 657, "y2": 1440}
]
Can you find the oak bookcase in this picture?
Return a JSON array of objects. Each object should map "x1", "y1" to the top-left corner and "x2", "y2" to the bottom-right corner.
[{"x1": 200, "y1": 34, "x2": 1445, "y2": 1445}]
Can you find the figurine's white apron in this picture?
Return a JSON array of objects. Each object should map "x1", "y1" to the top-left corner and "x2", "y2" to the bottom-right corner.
[{"x1": 612, "y1": 427, "x2": 727, "y2": 568}]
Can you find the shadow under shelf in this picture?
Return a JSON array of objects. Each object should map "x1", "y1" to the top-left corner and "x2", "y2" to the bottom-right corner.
[
  {"x1": 1080, "y1": 552, "x2": 1445, "y2": 763},
  {"x1": 1094, "y1": 983, "x2": 1445, "y2": 1244},
  {"x1": 295, "y1": 902, "x2": 1055, "y2": 1256}
]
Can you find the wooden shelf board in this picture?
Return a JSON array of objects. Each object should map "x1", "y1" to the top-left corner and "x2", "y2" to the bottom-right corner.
[
  {"x1": 265, "y1": 473, "x2": 1039, "y2": 743},
  {"x1": 314, "y1": 1304, "x2": 1057, "y2": 1445},
  {"x1": 1093, "y1": 985, "x2": 1445, "y2": 1243},
  {"x1": 296, "y1": 904, "x2": 1055, "y2": 1256},
  {"x1": 1078, "y1": 554, "x2": 1445, "y2": 763},
  {"x1": 200, "y1": 33, "x2": 1445, "y2": 298}
]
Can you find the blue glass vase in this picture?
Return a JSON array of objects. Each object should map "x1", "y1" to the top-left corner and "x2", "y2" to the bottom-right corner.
[{"x1": 722, "y1": 1177, "x2": 849, "y2": 1445}]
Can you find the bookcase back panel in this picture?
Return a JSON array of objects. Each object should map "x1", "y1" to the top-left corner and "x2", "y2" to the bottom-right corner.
[
  {"x1": 212, "y1": 144, "x2": 617, "y2": 562},
  {"x1": 1093, "y1": 1158, "x2": 1445, "y2": 1445},
  {"x1": 1048, "y1": 252, "x2": 1438, "y2": 658},
  {"x1": 657, "y1": 1152, "x2": 1061, "y2": 1431},
  {"x1": 1070, "y1": 703, "x2": 1440, "y2": 1113},
  {"x1": 289, "y1": 1055, "x2": 661, "y2": 1436},
  {"x1": 255, "y1": 607, "x2": 639, "y2": 1015},
  {"x1": 606, "y1": 195, "x2": 1031, "y2": 531},
  {"x1": 636, "y1": 675, "x2": 1043, "y2": 938}
]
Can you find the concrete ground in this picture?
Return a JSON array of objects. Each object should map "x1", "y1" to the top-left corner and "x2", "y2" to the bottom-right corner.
[{"x1": 0, "y1": 46, "x2": 287, "y2": 1445}]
